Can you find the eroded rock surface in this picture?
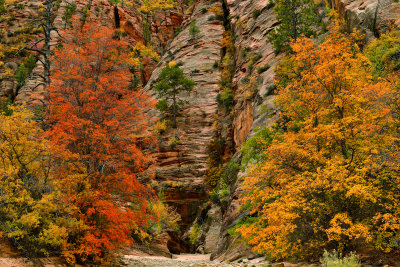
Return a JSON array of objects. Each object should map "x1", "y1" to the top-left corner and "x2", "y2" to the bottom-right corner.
[
  {"x1": 207, "y1": 0, "x2": 280, "y2": 261},
  {"x1": 203, "y1": 0, "x2": 400, "y2": 262},
  {"x1": 328, "y1": 0, "x2": 400, "y2": 41},
  {"x1": 5, "y1": 0, "x2": 185, "y2": 104},
  {"x1": 144, "y1": 0, "x2": 225, "y2": 236}
]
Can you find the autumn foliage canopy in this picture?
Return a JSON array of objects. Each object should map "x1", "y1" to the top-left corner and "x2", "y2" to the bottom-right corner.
[
  {"x1": 47, "y1": 21, "x2": 156, "y2": 262},
  {"x1": 237, "y1": 25, "x2": 400, "y2": 261}
]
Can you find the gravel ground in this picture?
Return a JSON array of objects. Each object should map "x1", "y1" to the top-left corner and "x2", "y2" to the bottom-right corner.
[
  {"x1": 121, "y1": 254, "x2": 268, "y2": 267},
  {"x1": 0, "y1": 254, "x2": 269, "y2": 267}
]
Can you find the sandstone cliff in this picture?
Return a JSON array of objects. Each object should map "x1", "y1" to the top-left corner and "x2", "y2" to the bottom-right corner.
[
  {"x1": 193, "y1": 0, "x2": 400, "y2": 262},
  {"x1": 0, "y1": 0, "x2": 186, "y2": 104},
  {"x1": 2, "y1": 0, "x2": 400, "y2": 262},
  {"x1": 143, "y1": 0, "x2": 226, "y2": 252}
]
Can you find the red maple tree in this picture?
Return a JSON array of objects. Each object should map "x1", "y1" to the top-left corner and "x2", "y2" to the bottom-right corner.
[{"x1": 48, "y1": 20, "x2": 156, "y2": 262}]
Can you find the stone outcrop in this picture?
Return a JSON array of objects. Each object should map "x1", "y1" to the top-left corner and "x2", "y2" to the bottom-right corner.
[
  {"x1": 3, "y1": 0, "x2": 185, "y2": 104},
  {"x1": 328, "y1": 0, "x2": 400, "y2": 42},
  {"x1": 227, "y1": 0, "x2": 280, "y2": 148},
  {"x1": 206, "y1": 0, "x2": 280, "y2": 261},
  {"x1": 202, "y1": 0, "x2": 400, "y2": 262},
  {"x1": 143, "y1": 0, "x2": 225, "y2": 245},
  {"x1": 3, "y1": 0, "x2": 400, "y2": 261}
]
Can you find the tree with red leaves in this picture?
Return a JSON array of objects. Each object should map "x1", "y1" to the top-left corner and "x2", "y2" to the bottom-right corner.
[{"x1": 49, "y1": 20, "x2": 156, "y2": 263}]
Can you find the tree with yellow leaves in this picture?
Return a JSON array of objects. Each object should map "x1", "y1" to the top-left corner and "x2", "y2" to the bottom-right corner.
[
  {"x1": 237, "y1": 25, "x2": 400, "y2": 261},
  {"x1": 139, "y1": 0, "x2": 176, "y2": 14},
  {"x1": 139, "y1": 0, "x2": 177, "y2": 45},
  {"x1": 0, "y1": 106, "x2": 86, "y2": 260}
]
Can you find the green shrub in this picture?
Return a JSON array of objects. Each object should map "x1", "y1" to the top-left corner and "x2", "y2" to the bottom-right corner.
[
  {"x1": 189, "y1": 20, "x2": 200, "y2": 40},
  {"x1": 252, "y1": 9, "x2": 261, "y2": 19},
  {"x1": 168, "y1": 136, "x2": 181, "y2": 148},
  {"x1": 365, "y1": 30, "x2": 400, "y2": 78},
  {"x1": 257, "y1": 64, "x2": 270, "y2": 74},
  {"x1": 253, "y1": 53, "x2": 263, "y2": 62},
  {"x1": 241, "y1": 77, "x2": 250, "y2": 84},
  {"x1": 217, "y1": 87, "x2": 233, "y2": 108},
  {"x1": 0, "y1": 0, "x2": 6, "y2": 14},
  {"x1": 215, "y1": 14, "x2": 224, "y2": 21},
  {"x1": 26, "y1": 55, "x2": 37, "y2": 72},
  {"x1": 267, "y1": 0, "x2": 320, "y2": 54},
  {"x1": 213, "y1": 60, "x2": 219, "y2": 69},
  {"x1": 241, "y1": 127, "x2": 279, "y2": 167},
  {"x1": 320, "y1": 250, "x2": 360, "y2": 267},
  {"x1": 16, "y1": 64, "x2": 27, "y2": 86},
  {"x1": 266, "y1": 0, "x2": 275, "y2": 9},
  {"x1": 221, "y1": 159, "x2": 240, "y2": 185},
  {"x1": 210, "y1": 188, "x2": 229, "y2": 204},
  {"x1": 0, "y1": 96, "x2": 13, "y2": 116},
  {"x1": 189, "y1": 223, "x2": 200, "y2": 244},
  {"x1": 248, "y1": 63, "x2": 254, "y2": 74}
]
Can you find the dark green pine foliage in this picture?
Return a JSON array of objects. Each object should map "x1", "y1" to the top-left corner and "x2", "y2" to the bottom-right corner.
[
  {"x1": 189, "y1": 20, "x2": 200, "y2": 40},
  {"x1": 268, "y1": 0, "x2": 320, "y2": 54},
  {"x1": 0, "y1": 96, "x2": 13, "y2": 116},
  {"x1": 154, "y1": 63, "x2": 194, "y2": 128},
  {"x1": 62, "y1": 2, "x2": 77, "y2": 29},
  {"x1": 0, "y1": 0, "x2": 6, "y2": 14}
]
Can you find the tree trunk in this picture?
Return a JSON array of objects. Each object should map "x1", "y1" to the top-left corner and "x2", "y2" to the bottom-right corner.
[
  {"x1": 44, "y1": 0, "x2": 52, "y2": 85},
  {"x1": 172, "y1": 90, "x2": 177, "y2": 128},
  {"x1": 373, "y1": 0, "x2": 381, "y2": 38},
  {"x1": 114, "y1": 5, "x2": 120, "y2": 28},
  {"x1": 291, "y1": 2, "x2": 298, "y2": 41}
]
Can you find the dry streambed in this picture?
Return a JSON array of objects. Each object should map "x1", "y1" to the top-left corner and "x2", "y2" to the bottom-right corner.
[{"x1": 121, "y1": 254, "x2": 271, "y2": 267}]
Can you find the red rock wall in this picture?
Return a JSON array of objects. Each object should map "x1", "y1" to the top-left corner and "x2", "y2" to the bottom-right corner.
[
  {"x1": 327, "y1": 0, "x2": 399, "y2": 41},
  {"x1": 144, "y1": 0, "x2": 226, "y2": 233},
  {"x1": 4, "y1": 0, "x2": 185, "y2": 104}
]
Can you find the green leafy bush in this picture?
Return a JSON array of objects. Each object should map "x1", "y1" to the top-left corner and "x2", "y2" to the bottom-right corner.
[
  {"x1": 252, "y1": 9, "x2": 261, "y2": 19},
  {"x1": 320, "y1": 250, "x2": 360, "y2": 267},
  {"x1": 189, "y1": 224, "x2": 200, "y2": 244},
  {"x1": 267, "y1": 0, "x2": 321, "y2": 53},
  {"x1": 365, "y1": 30, "x2": 400, "y2": 78},
  {"x1": 240, "y1": 127, "x2": 279, "y2": 168},
  {"x1": 189, "y1": 20, "x2": 200, "y2": 40},
  {"x1": 0, "y1": 0, "x2": 6, "y2": 14},
  {"x1": 168, "y1": 136, "x2": 181, "y2": 148},
  {"x1": 16, "y1": 64, "x2": 27, "y2": 86},
  {"x1": 257, "y1": 64, "x2": 270, "y2": 74}
]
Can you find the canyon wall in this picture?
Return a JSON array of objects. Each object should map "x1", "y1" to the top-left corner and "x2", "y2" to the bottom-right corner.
[
  {"x1": 328, "y1": 0, "x2": 399, "y2": 41},
  {"x1": 1, "y1": 0, "x2": 400, "y2": 260},
  {"x1": 143, "y1": 0, "x2": 226, "y2": 252},
  {"x1": 196, "y1": 0, "x2": 400, "y2": 262},
  {"x1": 0, "y1": 0, "x2": 185, "y2": 104}
]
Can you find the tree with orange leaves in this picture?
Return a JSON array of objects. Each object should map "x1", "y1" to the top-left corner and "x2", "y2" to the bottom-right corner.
[
  {"x1": 237, "y1": 25, "x2": 400, "y2": 261},
  {"x1": 48, "y1": 20, "x2": 156, "y2": 263}
]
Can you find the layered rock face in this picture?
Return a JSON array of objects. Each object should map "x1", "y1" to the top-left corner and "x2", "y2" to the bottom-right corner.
[
  {"x1": 328, "y1": 0, "x2": 400, "y2": 41},
  {"x1": 144, "y1": 0, "x2": 225, "y2": 242},
  {"x1": 2, "y1": 0, "x2": 185, "y2": 104},
  {"x1": 0, "y1": 0, "x2": 45, "y2": 102},
  {"x1": 201, "y1": 0, "x2": 400, "y2": 262},
  {"x1": 209, "y1": 0, "x2": 280, "y2": 261},
  {"x1": 4, "y1": 0, "x2": 400, "y2": 260},
  {"x1": 228, "y1": 0, "x2": 280, "y2": 149}
]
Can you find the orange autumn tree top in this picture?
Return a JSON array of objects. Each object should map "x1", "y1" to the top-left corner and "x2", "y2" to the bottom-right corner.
[
  {"x1": 237, "y1": 25, "x2": 400, "y2": 261},
  {"x1": 49, "y1": 20, "x2": 156, "y2": 262}
]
